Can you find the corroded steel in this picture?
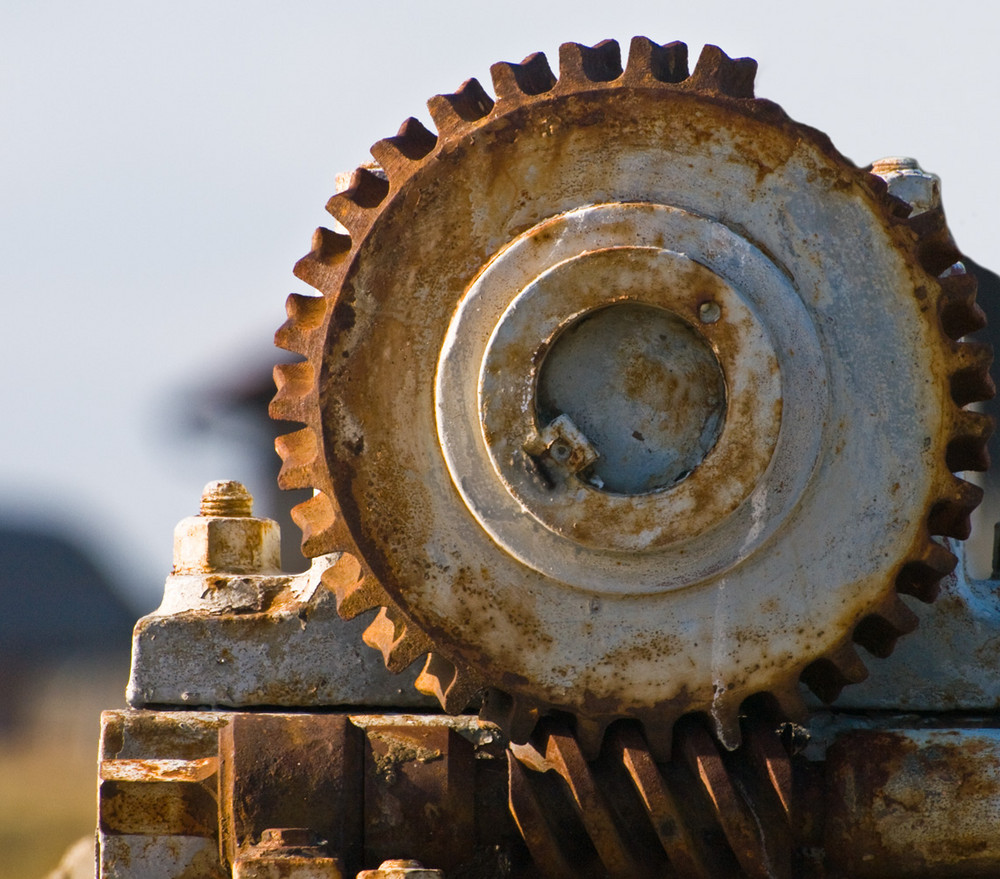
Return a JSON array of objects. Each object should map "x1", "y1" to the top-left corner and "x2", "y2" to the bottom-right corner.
[
  {"x1": 271, "y1": 35, "x2": 992, "y2": 754},
  {"x1": 825, "y1": 728, "x2": 1000, "y2": 877},
  {"x1": 508, "y1": 714, "x2": 805, "y2": 879}
]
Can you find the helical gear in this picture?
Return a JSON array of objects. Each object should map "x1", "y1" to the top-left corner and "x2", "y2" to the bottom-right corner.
[{"x1": 271, "y1": 37, "x2": 993, "y2": 758}]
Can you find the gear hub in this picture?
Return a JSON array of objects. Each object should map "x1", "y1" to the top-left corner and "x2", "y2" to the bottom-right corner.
[{"x1": 272, "y1": 38, "x2": 993, "y2": 757}]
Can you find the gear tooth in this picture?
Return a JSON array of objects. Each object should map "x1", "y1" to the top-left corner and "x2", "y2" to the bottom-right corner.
[
  {"x1": 325, "y1": 167, "x2": 389, "y2": 235},
  {"x1": 708, "y1": 701, "x2": 743, "y2": 752},
  {"x1": 676, "y1": 717, "x2": 775, "y2": 879},
  {"x1": 274, "y1": 427, "x2": 320, "y2": 491},
  {"x1": 929, "y1": 476, "x2": 983, "y2": 540},
  {"x1": 947, "y1": 409, "x2": 994, "y2": 472},
  {"x1": 766, "y1": 684, "x2": 809, "y2": 724},
  {"x1": 623, "y1": 36, "x2": 689, "y2": 84},
  {"x1": 801, "y1": 641, "x2": 868, "y2": 703},
  {"x1": 370, "y1": 117, "x2": 437, "y2": 177},
  {"x1": 896, "y1": 537, "x2": 957, "y2": 603},
  {"x1": 742, "y1": 713, "x2": 795, "y2": 822},
  {"x1": 289, "y1": 490, "x2": 342, "y2": 558},
  {"x1": 853, "y1": 594, "x2": 920, "y2": 658},
  {"x1": 319, "y1": 553, "x2": 389, "y2": 620},
  {"x1": 274, "y1": 293, "x2": 326, "y2": 355},
  {"x1": 362, "y1": 606, "x2": 433, "y2": 673},
  {"x1": 415, "y1": 654, "x2": 483, "y2": 714},
  {"x1": 292, "y1": 227, "x2": 352, "y2": 292},
  {"x1": 949, "y1": 340, "x2": 996, "y2": 406},
  {"x1": 490, "y1": 51, "x2": 556, "y2": 101},
  {"x1": 573, "y1": 716, "x2": 608, "y2": 761},
  {"x1": 481, "y1": 689, "x2": 540, "y2": 744},
  {"x1": 939, "y1": 268, "x2": 987, "y2": 339},
  {"x1": 557, "y1": 39, "x2": 622, "y2": 86},
  {"x1": 426, "y1": 77, "x2": 495, "y2": 136},
  {"x1": 270, "y1": 361, "x2": 314, "y2": 423},
  {"x1": 909, "y1": 207, "x2": 964, "y2": 277},
  {"x1": 632, "y1": 709, "x2": 675, "y2": 762},
  {"x1": 506, "y1": 753, "x2": 578, "y2": 879},
  {"x1": 690, "y1": 44, "x2": 757, "y2": 98}
]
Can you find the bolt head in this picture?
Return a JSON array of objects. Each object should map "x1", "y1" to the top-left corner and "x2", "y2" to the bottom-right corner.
[{"x1": 173, "y1": 514, "x2": 280, "y2": 574}]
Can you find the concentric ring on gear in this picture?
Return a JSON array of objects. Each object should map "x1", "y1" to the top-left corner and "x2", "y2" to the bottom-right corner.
[{"x1": 437, "y1": 203, "x2": 820, "y2": 576}]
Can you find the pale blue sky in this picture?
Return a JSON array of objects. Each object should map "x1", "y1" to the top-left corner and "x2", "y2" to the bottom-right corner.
[{"x1": 3, "y1": 1, "x2": 998, "y2": 607}]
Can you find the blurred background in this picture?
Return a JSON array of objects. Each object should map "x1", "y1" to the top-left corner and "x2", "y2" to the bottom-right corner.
[{"x1": 2, "y1": 1, "x2": 999, "y2": 876}]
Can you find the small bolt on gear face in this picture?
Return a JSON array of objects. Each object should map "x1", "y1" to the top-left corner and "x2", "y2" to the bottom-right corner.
[{"x1": 272, "y1": 37, "x2": 993, "y2": 757}]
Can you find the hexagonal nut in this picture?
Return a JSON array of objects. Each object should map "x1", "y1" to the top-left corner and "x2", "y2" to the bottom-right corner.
[
  {"x1": 356, "y1": 861, "x2": 443, "y2": 879},
  {"x1": 870, "y1": 156, "x2": 941, "y2": 216},
  {"x1": 173, "y1": 514, "x2": 281, "y2": 575}
]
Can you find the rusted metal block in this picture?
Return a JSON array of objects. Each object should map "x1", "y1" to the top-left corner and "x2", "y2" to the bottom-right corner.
[
  {"x1": 825, "y1": 727, "x2": 1000, "y2": 877},
  {"x1": 219, "y1": 714, "x2": 364, "y2": 874},
  {"x1": 358, "y1": 717, "x2": 477, "y2": 872},
  {"x1": 100, "y1": 835, "x2": 227, "y2": 879}
]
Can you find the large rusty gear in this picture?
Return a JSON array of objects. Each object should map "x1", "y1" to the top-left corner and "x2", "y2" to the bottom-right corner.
[{"x1": 271, "y1": 37, "x2": 993, "y2": 758}]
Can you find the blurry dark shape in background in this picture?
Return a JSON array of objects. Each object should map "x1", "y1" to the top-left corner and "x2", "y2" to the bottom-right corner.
[{"x1": 0, "y1": 524, "x2": 136, "y2": 735}]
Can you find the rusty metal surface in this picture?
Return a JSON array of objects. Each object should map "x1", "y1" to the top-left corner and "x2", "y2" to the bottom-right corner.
[
  {"x1": 127, "y1": 486, "x2": 436, "y2": 710},
  {"x1": 825, "y1": 727, "x2": 1000, "y2": 877},
  {"x1": 508, "y1": 714, "x2": 805, "y2": 879},
  {"x1": 99, "y1": 709, "x2": 229, "y2": 878},
  {"x1": 219, "y1": 714, "x2": 364, "y2": 872},
  {"x1": 99, "y1": 707, "x2": 1000, "y2": 877},
  {"x1": 271, "y1": 36, "x2": 992, "y2": 752}
]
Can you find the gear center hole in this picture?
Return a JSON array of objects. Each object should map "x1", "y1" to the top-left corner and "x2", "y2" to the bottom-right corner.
[{"x1": 536, "y1": 302, "x2": 727, "y2": 494}]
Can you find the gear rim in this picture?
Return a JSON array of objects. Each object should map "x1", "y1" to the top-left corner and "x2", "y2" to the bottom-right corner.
[{"x1": 271, "y1": 37, "x2": 993, "y2": 757}]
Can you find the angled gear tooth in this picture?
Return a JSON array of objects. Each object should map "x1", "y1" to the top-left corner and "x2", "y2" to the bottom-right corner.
[
  {"x1": 325, "y1": 167, "x2": 389, "y2": 236},
  {"x1": 415, "y1": 653, "x2": 482, "y2": 714},
  {"x1": 689, "y1": 44, "x2": 757, "y2": 98},
  {"x1": 289, "y1": 491, "x2": 342, "y2": 558},
  {"x1": 623, "y1": 36, "x2": 689, "y2": 84},
  {"x1": 572, "y1": 716, "x2": 608, "y2": 761},
  {"x1": 676, "y1": 718, "x2": 774, "y2": 879},
  {"x1": 557, "y1": 39, "x2": 622, "y2": 87},
  {"x1": 507, "y1": 753, "x2": 578, "y2": 879},
  {"x1": 852, "y1": 594, "x2": 920, "y2": 658},
  {"x1": 929, "y1": 476, "x2": 983, "y2": 539},
  {"x1": 611, "y1": 724, "x2": 713, "y2": 879},
  {"x1": 800, "y1": 641, "x2": 868, "y2": 703},
  {"x1": 938, "y1": 269, "x2": 986, "y2": 339},
  {"x1": 270, "y1": 361, "x2": 314, "y2": 423},
  {"x1": 426, "y1": 78, "x2": 495, "y2": 136},
  {"x1": 292, "y1": 227, "x2": 352, "y2": 292},
  {"x1": 490, "y1": 52, "x2": 556, "y2": 101},
  {"x1": 896, "y1": 536, "x2": 957, "y2": 603},
  {"x1": 540, "y1": 720, "x2": 640, "y2": 878},
  {"x1": 742, "y1": 714, "x2": 794, "y2": 823},
  {"x1": 274, "y1": 293, "x2": 326, "y2": 355},
  {"x1": 274, "y1": 427, "x2": 320, "y2": 491},
  {"x1": 369, "y1": 116, "x2": 437, "y2": 179},
  {"x1": 947, "y1": 409, "x2": 993, "y2": 472},
  {"x1": 319, "y1": 553, "x2": 390, "y2": 620},
  {"x1": 362, "y1": 606, "x2": 433, "y2": 673},
  {"x1": 949, "y1": 340, "x2": 995, "y2": 406}
]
